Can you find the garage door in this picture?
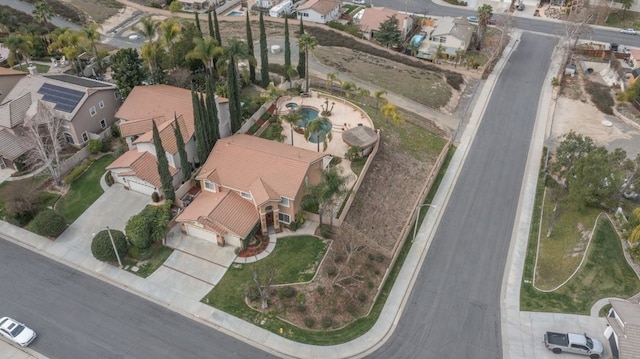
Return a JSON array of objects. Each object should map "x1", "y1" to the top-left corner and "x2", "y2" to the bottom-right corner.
[
  {"x1": 127, "y1": 179, "x2": 156, "y2": 196},
  {"x1": 186, "y1": 224, "x2": 217, "y2": 242}
]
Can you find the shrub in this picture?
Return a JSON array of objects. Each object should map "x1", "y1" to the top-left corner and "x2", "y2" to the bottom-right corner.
[
  {"x1": 346, "y1": 302, "x2": 358, "y2": 316},
  {"x1": 27, "y1": 209, "x2": 67, "y2": 237},
  {"x1": 297, "y1": 304, "x2": 307, "y2": 313},
  {"x1": 91, "y1": 229, "x2": 128, "y2": 262},
  {"x1": 63, "y1": 159, "x2": 92, "y2": 184},
  {"x1": 151, "y1": 192, "x2": 160, "y2": 203},
  {"x1": 268, "y1": 63, "x2": 287, "y2": 76},
  {"x1": 126, "y1": 214, "x2": 153, "y2": 249},
  {"x1": 326, "y1": 266, "x2": 337, "y2": 276},
  {"x1": 319, "y1": 224, "x2": 333, "y2": 239},
  {"x1": 105, "y1": 171, "x2": 114, "y2": 186},
  {"x1": 101, "y1": 140, "x2": 110, "y2": 153},
  {"x1": 303, "y1": 317, "x2": 316, "y2": 328},
  {"x1": 316, "y1": 286, "x2": 325, "y2": 295},
  {"x1": 88, "y1": 139, "x2": 102, "y2": 154},
  {"x1": 367, "y1": 280, "x2": 375, "y2": 289},
  {"x1": 110, "y1": 123, "x2": 121, "y2": 138},
  {"x1": 586, "y1": 81, "x2": 614, "y2": 115},
  {"x1": 289, "y1": 221, "x2": 299, "y2": 231},
  {"x1": 445, "y1": 72, "x2": 464, "y2": 91},
  {"x1": 321, "y1": 316, "x2": 333, "y2": 328},
  {"x1": 296, "y1": 292, "x2": 306, "y2": 305},
  {"x1": 278, "y1": 286, "x2": 296, "y2": 299},
  {"x1": 357, "y1": 292, "x2": 367, "y2": 302}
]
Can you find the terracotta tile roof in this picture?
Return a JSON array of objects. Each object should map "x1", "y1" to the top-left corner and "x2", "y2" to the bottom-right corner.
[
  {"x1": 197, "y1": 134, "x2": 325, "y2": 200},
  {"x1": 107, "y1": 150, "x2": 178, "y2": 188},
  {"x1": 133, "y1": 115, "x2": 191, "y2": 155},
  {"x1": 359, "y1": 7, "x2": 409, "y2": 33},
  {"x1": 0, "y1": 67, "x2": 26, "y2": 76},
  {"x1": 119, "y1": 116, "x2": 171, "y2": 137},
  {"x1": 176, "y1": 190, "x2": 259, "y2": 238},
  {"x1": 608, "y1": 299, "x2": 640, "y2": 359},
  {"x1": 630, "y1": 48, "x2": 640, "y2": 61},
  {"x1": 298, "y1": 0, "x2": 340, "y2": 15},
  {"x1": 115, "y1": 84, "x2": 194, "y2": 137}
]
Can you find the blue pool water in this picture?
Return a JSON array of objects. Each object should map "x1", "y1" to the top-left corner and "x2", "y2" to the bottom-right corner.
[
  {"x1": 227, "y1": 10, "x2": 244, "y2": 16},
  {"x1": 296, "y1": 108, "x2": 332, "y2": 144}
]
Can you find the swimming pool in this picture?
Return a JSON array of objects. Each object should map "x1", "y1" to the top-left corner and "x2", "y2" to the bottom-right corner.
[
  {"x1": 227, "y1": 10, "x2": 244, "y2": 16},
  {"x1": 296, "y1": 107, "x2": 332, "y2": 143}
]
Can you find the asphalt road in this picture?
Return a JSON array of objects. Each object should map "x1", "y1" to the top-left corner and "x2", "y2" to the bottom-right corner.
[
  {"x1": 369, "y1": 33, "x2": 557, "y2": 359},
  {"x1": 0, "y1": 239, "x2": 276, "y2": 359}
]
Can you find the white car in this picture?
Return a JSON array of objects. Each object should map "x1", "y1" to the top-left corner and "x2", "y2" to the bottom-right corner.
[
  {"x1": 620, "y1": 28, "x2": 637, "y2": 35},
  {"x1": 0, "y1": 317, "x2": 36, "y2": 347},
  {"x1": 353, "y1": 0, "x2": 366, "y2": 4}
]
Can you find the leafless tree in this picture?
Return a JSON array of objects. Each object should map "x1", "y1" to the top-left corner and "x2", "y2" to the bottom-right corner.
[
  {"x1": 563, "y1": 3, "x2": 596, "y2": 50},
  {"x1": 22, "y1": 100, "x2": 65, "y2": 187},
  {"x1": 485, "y1": 12, "x2": 517, "y2": 61},
  {"x1": 3, "y1": 180, "x2": 39, "y2": 220},
  {"x1": 252, "y1": 265, "x2": 276, "y2": 309}
]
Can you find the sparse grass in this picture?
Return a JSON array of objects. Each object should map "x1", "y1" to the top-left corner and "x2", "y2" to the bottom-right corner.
[
  {"x1": 13, "y1": 63, "x2": 50, "y2": 74},
  {"x1": 56, "y1": 154, "x2": 114, "y2": 224},
  {"x1": 604, "y1": 10, "x2": 640, "y2": 29},
  {"x1": 585, "y1": 81, "x2": 614, "y2": 115}
]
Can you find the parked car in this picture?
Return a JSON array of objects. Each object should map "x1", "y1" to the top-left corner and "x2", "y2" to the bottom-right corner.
[
  {"x1": 543, "y1": 331, "x2": 603, "y2": 359},
  {"x1": 353, "y1": 0, "x2": 366, "y2": 4},
  {"x1": 0, "y1": 317, "x2": 36, "y2": 347},
  {"x1": 620, "y1": 28, "x2": 637, "y2": 35},
  {"x1": 466, "y1": 16, "x2": 479, "y2": 23},
  {"x1": 516, "y1": 2, "x2": 525, "y2": 10}
]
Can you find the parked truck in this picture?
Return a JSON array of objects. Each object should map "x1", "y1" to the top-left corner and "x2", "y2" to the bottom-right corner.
[{"x1": 543, "y1": 332, "x2": 604, "y2": 359}]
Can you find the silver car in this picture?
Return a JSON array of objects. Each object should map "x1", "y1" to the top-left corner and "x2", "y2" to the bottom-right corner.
[
  {"x1": 620, "y1": 28, "x2": 637, "y2": 35},
  {"x1": 0, "y1": 317, "x2": 36, "y2": 347}
]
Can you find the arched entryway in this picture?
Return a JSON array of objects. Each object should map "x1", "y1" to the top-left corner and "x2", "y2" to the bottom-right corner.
[{"x1": 265, "y1": 206, "x2": 274, "y2": 228}]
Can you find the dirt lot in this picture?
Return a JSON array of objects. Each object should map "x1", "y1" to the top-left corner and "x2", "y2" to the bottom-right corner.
[{"x1": 64, "y1": 0, "x2": 123, "y2": 24}]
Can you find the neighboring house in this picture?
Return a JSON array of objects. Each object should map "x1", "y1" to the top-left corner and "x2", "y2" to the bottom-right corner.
[
  {"x1": 358, "y1": 7, "x2": 414, "y2": 43},
  {"x1": 416, "y1": 17, "x2": 475, "y2": 61},
  {"x1": 297, "y1": 0, "x2": 342, "y2": 24},
  {"x1": 107, "y1": 84, "x2": 231, "y2": 196},
  {"x1": 0, "y1": 70, "x2": 120, "y2": 169},
  {"x1": 176, "y1": 134, "x2": 328, "y2": 247},
  {"x1": 604, "y1": 299, "x2": 640, "y2": 359},
  {"x1": 628, "y1": 48, "x2": 640, "y2": 68},
  {"x1": 0, "y1": 67, "x2": 26, "y2": 103},
  {"x1": 178, "y1": 0, "x2": 210, "y2": 10},
  {"x1": 629, "y1": 68, "x2": 640, "y2": 87}
]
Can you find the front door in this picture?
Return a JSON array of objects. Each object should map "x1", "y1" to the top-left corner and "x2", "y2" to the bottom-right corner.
[{"x1": 265, "y1": 206, "x2": 274, "y2": 227}]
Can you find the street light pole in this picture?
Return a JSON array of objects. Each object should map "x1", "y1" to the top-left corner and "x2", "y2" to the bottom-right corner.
[
  {"x1": 106, "y1": 226, "x2": 123, "y2": 268},
  {"x1": 413, "y1": 203, "x2": 436, "y2": 242}
]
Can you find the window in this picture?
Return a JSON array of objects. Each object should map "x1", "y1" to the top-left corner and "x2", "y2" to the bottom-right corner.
[
  {"x1": 100, "y1": 119, "x2": 107, "y2": 129},
  {"x1": 81, "y1": 132, "x2": 89, "y2": 143},
  {"x1": 64, "y1": 133, "x2": 74, "y2": 144},
  {"x1": 241, "y1": 191, "x2": 252, "y2": 199},
  {"x1": 89, "y1": 106, "x2": 97, "y2": 117},
  {"x1": 438, "y1": 37, "x2": 446, "y2": 43},
  {"x1": 204, "y1": 181, "x2": 215, "y2": 191},
  {"x1": 278, "y1": 212, "x2": 290, "y2": 224},
  {"x1": 280, "y1": 196, "x2": 290, "y2": 207},
  {"x1": 98, "y1": 100, "x2": 105, "y2": 109}
]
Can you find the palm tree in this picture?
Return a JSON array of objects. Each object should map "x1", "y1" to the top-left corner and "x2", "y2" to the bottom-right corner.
[
  {"x1": 302, "y1": 167, "x2": 348, "y2": 226},
  {"x1": 140, "y1": 41, "x2": 163, "y2": 82},
  {"x1": 326, "y1": 72, "x2": 340, "y2": 93},
  {"x1": 381, "y1": 102, "x2": 403, "y2": 126},
  {"x1": 134, "y1": 17, "x2": 160, "y2": 45},
  {"x1": 454, "y1": 49, "x2": 466, "y2": 68},
  {"x1": 160, "y1": 19, "x2": 181, "y2": 69},
  {"x1": 477, "y1": 4, "x2": 493, "y2": 49},
  {"x1": 49, "y1": 29, "x2": 84, "y2": 74},
  {"x1": 297, "y1": 33, "x2": 317, "y2": 93},
  {"x1": 374, "y1": 89, "x2": 387, "y2": 110},
  {"x1": 356, "y1": 87, "x2": 370, "y2": 106},
  {"x1": 622, "y1": 0, "x2": 634, "y2": 19},
  {"x1": 221, "y1": 38, "x2": 254, "y2": 75},
  {"x1": 32, "y1": 1, "x2": 53, "y2": 34},
  {"x1": 5, "y1": 33, "x2": 32, "y2": 68},
  {"x1": 305, "y1": 116, "x2": 331, "y2": 152},
  {"x1": 341, "y1": 81, "x2": 356, "y2": 100},
  {"x1": 186, "y1": 36, "x2": 223, "y2": 76},
  {"x1": 281, "y1": 110, "x2": 304, "y2": 145},
  {"x1": 81, "y1": 23, "x2": 102, "y2": 69}
]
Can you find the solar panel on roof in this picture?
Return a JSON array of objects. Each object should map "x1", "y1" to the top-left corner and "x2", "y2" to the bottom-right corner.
[{"x1": 37, "y1": 83, "x2": 84, "y2": 113}]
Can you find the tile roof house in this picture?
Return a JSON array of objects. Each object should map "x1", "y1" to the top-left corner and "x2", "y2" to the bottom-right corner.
[
  {"x1": 0, "y1": 69, "x2": 120, "y2": 169},
  {"x1": 358, "y1": 7, "x2": 414, "y2": 43},
  {"x1": 176, "y1": 134, "x2": 328, "y2": 247},
  {"x1": 297, "y1": 0, "x2": 342, "y2": 24},
  {"x1": 0, "y1": 67, "x2": 26, "y2": 103},
  {"x1": 416, "y1": 17, "x2": 475, "y2": 61},
  {"x1": 605, "y1": 299, "x2": 640, "y2": 359},
  {"x1": 107, "y1": 84, "x2": 231, "y2": 197},
  {"x1": 629, "y1": 48, "x2": 640, "y2": 68}
]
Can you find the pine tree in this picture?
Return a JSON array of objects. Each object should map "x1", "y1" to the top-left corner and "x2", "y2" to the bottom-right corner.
[
  {"x1": 208, "y1": 10, "x2": 215, "y2": 38},
  {"x1": 213, "y1": 6, "x2": 222, "y2": 46},
  {"x1": 246, "y1": 11, "x2": 256, "y2": 84},
  {"x1": 259, "y1": 12, "x2": 269, "y2": 88},
  {"x1": 192, "y1": 88, "x2": 209, "y2": 165},
  {"x1": 152, "y1": 120, "x2": 175, "y2": 202},
  {"x1": 284, "y1": 16, "x2": 291, "y2": 82},
  {"x1": 194, "y1": 12, "x2": 202, "y2": 37},
  {"x1": 297, "y1": 17, "x2": 305, "y2": 78},
  {"x1": 205, "y1": 74, "x2": 220, "y2": 146},
  {"x1": 173, "y1": 114, "x2": 191, "y2": 180},
  {"x1": 228, "y1": 56, "x2": 242, "y2": 133}
]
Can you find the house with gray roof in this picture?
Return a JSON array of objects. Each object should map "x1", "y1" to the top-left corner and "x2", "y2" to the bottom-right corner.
[
  {"x1": 0, "y1": 68, "x2": 121, "y2": 169},
  {"x1": 415, "y1": 17, "x2": 475, "y2": 61},
  {"x1": 605, "y1": 298, "x2": 640, "y2": 359}
]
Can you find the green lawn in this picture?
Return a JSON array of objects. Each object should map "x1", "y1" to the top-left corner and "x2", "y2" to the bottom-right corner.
[
  {"x1": 521, "y1": 172, "x2": 640, "y2": 314},
  {"x1": 124, "y1": 245, "x2": 174, "y2": 278},
  {"x1": 13, "y1": 63, "x2": 50, "y2": 74},
  {"x1": 56, "y1": 154, "x2": 115, "y2": 223}
]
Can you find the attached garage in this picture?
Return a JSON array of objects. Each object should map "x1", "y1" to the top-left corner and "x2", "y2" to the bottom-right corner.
[
  {"x1": 126, "y1": 178, "x2": 157, "y2": 196},
  {"x1": 185, "y1": 224, "x2": 221, "y2": 244}
]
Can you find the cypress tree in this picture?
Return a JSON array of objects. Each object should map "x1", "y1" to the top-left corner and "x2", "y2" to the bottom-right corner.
[
  {"x1": 208, "y1": 10, "x2": 214, "y2": 38},
  {"x1": 173, "y1": 114, "x2": 191, "y2": 180},
  {"x1": 195, "y1": 12, "x2": 202, "y2": 37},
  {"x1": 213, "y1": 6, "x2": 222, "y2": 46},
  {"x1": 259, "y1": 12, "x2": 269, "y2": 88},
  {"x1": 152, "y1": 120, "x2": 175, "y2": 202},
  {"x1": 284, "y1": 16, "x2": 291, "y2": 82},
  {"x1": 198, "y1": 92, "x2": 211, "y2": 150},
  {"x1": 297, "y1": 17, "x2": 305, "y2": 78},
  {"x1": 192, "y1": 88, "x2": 208, "y2": 165},
  {"x1": 205, "y1": 74, "x2": 220, "y2": 146},
  {"x1": 246, "y1": 11, "x2": 256, "y2": 84},
  {"x1": 228, "y1": 57, "x2": 242, "y2": 133}
]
